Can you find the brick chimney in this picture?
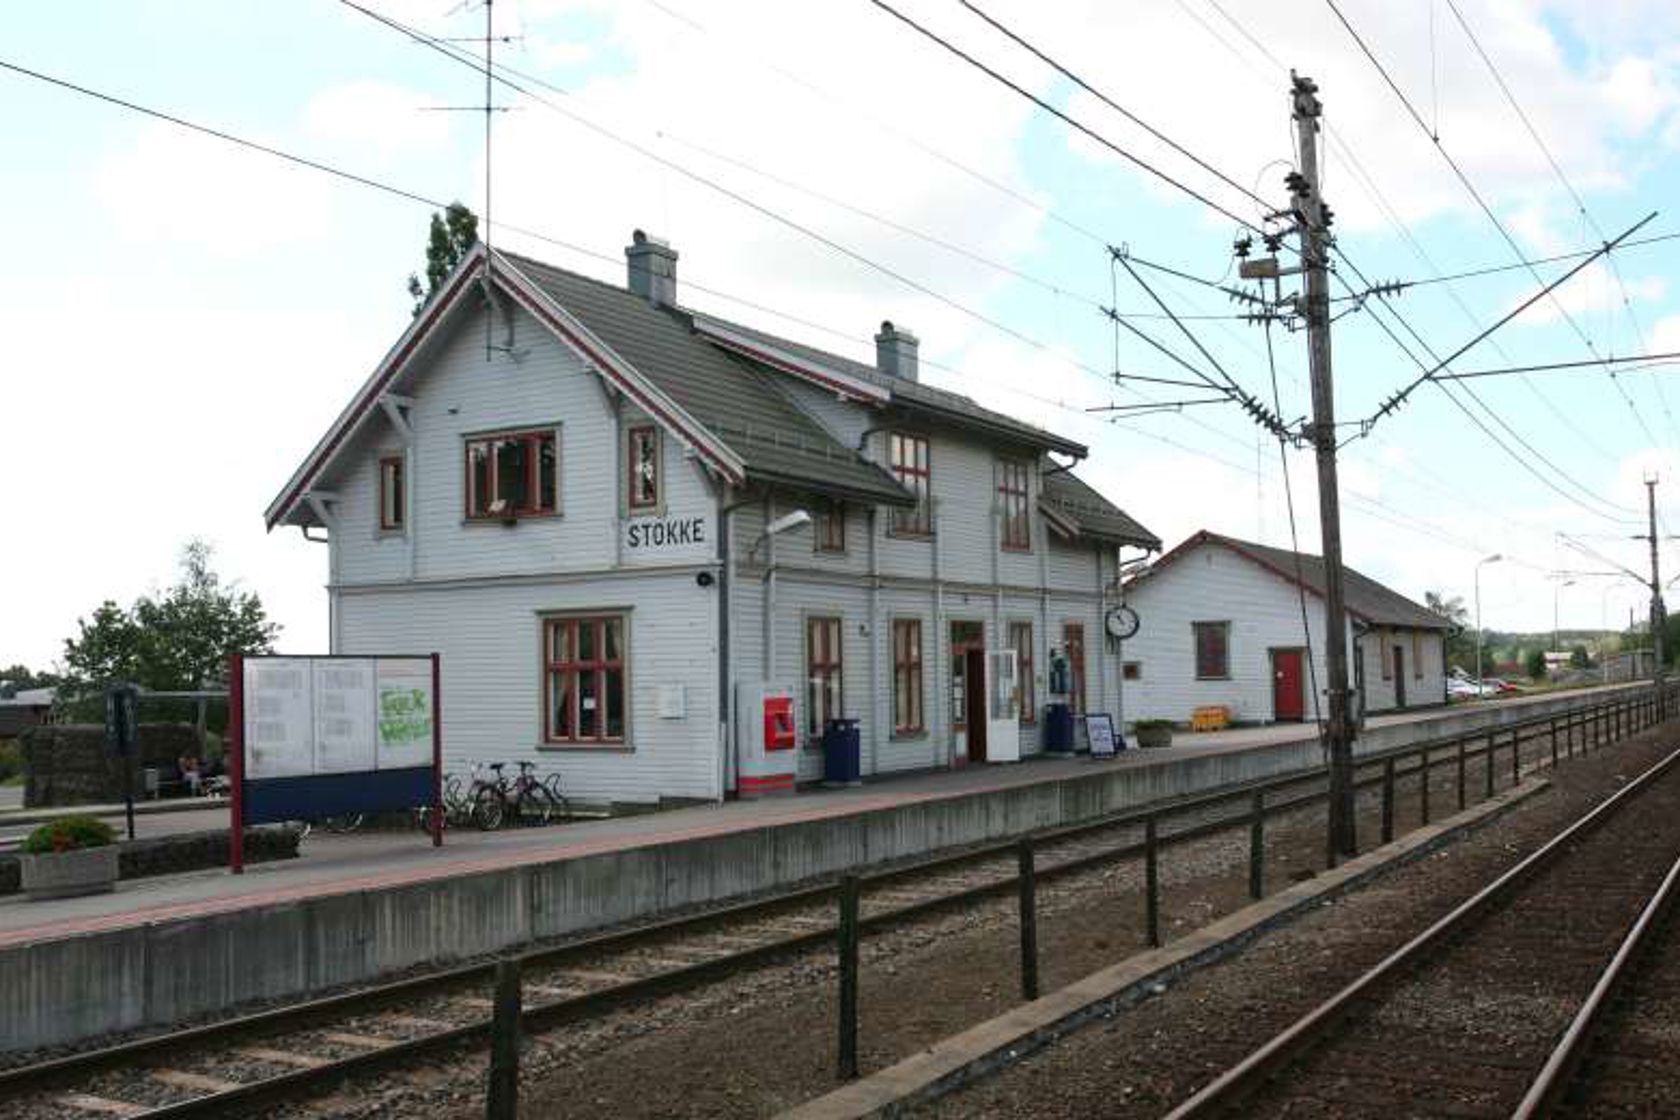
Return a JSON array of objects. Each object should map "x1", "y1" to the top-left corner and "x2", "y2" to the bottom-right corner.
[
  {"x1": 874, "y1": 320, "x2": 919, "y2": 382},
  {"x1": 626, "y1": 229, "x2": 678, "y2": 307}
]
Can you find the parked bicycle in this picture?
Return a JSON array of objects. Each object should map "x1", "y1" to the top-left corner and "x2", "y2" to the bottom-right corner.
[
  {"x1": 295, "y1": 812, "x2": 365, "y2": 839},
  {"x1": 466, "y1": 761, "x2": 566, "y2": 829}
]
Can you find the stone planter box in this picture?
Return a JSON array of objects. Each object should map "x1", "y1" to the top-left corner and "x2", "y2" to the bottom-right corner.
[
  {"x1": 19, "y1": 846, "x2": 119, "y2": 901},
  {"x1": 1134, "y1": 724, "x2": 1174, "y2": 750}
]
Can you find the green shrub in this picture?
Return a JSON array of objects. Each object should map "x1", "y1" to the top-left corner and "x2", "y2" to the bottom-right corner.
[
  {"x1": 22, "y1": 815, "x2": 116, "y2": 855},
  {"x1": 1131, "y1": 719, "x2": 1175, "y2": 731},
  {"x1": 0, "y1": 739, "x2": 20, "y2": 782}
]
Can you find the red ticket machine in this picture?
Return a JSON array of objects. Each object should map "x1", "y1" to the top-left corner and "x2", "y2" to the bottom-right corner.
[{"x1": 737, "y1": 683, "x2": 798, "y2": 798}]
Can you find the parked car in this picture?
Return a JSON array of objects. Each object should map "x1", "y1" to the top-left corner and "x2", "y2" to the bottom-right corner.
[{"x1": 1447, "y1": 678, "x2": 1491, "y2": 700}]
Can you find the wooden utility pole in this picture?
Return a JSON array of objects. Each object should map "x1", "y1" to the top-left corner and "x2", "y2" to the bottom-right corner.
[{"x1": 1292, "y1": 73, "x2": 1358, "y2": 859}]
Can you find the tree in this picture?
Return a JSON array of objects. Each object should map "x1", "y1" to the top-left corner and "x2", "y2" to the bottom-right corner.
[
  {"x1": 1570, "y1": 644, "x2": 1591, "y2": 669},
  {"x1": 1525, "y1": 647, "x2": 1548, "y2": 680},
  {"x1": 0, "y1": 665, "x2": 59, "y2": 696},
  {"x1": 60, "y1": 540, "x2": 279, "y2": 695},
  {"x1": 406, "y1": 202, "x2": 479, "y2": 315},
  {"x1": 1426, "y1": 591, "x2": 1476, "y2": 671}
]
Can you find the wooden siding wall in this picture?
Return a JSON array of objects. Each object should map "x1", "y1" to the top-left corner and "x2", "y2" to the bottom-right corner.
[
  {"x1": 1358, "y1": 625, "x2": 1448, "y2": 713},
  {"x1": 1122, "y1": 543, "x2": 1341, "y2": 725}
]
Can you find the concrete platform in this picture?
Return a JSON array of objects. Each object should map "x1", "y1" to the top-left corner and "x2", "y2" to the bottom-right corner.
[{"x1": 0, "y1": 684, "x2": 1642, "y2": 1054}]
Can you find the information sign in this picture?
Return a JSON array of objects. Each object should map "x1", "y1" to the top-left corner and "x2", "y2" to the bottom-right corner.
[
  {"x1": 1086, "y1": 713, "x2": 1120, "y2": 758},
  {"x1": 313, "y1": 659, "x2": 377, "y2": 775},
  {"x1": 244, "y1": 657, "x2": 315, "y2": 779}
]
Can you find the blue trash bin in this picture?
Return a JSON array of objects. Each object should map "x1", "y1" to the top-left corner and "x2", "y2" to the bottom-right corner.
[
  {"x1": 822, "y1": 718, "x2": 862, "y2": 787},
  {"x1": 1044, "y1": 703, "x2": 1074, "y2": 753}
]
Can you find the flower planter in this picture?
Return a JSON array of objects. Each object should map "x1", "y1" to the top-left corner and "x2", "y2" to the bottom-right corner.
[
  {"x1": 19, "y1": 845, "x2": 119, "y2": 900},
  {"x1": 1134, "y1": 724, "x2": 1174, "y2": 750}
]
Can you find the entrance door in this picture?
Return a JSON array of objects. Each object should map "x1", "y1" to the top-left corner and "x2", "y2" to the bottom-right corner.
[
  {"x1": 964, "y1": 647, "x2": 988, "y2": 762},
  {"x1": 1393, "y1": 645, "x2": 1406, "y2": 707},
  {"x1": 1272, "y1": 648, "x2": 1305, "y2": 722},
  {"x1": 985, "y1": 648, "x2": 1021, "y2": 762},
  {"x1": 950, "y1": 621, "x2": 984, "y2": 765}
]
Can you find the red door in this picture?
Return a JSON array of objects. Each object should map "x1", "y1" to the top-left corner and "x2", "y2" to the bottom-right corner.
[{"x1": 1273, "y1": 649, "x2": 1305, "y2": 722}]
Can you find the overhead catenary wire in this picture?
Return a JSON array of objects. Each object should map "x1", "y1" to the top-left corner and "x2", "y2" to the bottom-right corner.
[
  {"x1": 860, "y1": 0, "x2": 1275, "y2": 237},
  {"x1": 1193, "y1": 0, "x2": 1633, "y2": 467},
  {"x1": 1324, "y1": 0, "x2": 1664, "y2": 450},
  {"x1": 1441, "y1": 0, "x2": 1680, "y2": 449}
]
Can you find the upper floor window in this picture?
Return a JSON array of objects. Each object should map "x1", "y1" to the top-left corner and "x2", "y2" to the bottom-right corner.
[
  {"x1": 1193, "y1": 621, "x2": 1230, "y2": 680},
  {"x1": 466, "y1": 429, "x2": 557, "y2": 520},
  {"x1": 998, "y1": 460, "x2": 1030, "y2": 550},
  {"x1": 814, "y1": 502, "x2": 846, "y2": 553},
  {"x1": 627, "y1": 426, "x2": 660, "y2": 510},
  {"x1": 889, "y1": 433, "x2": 931, "y2": 536},
  {"x1": 379, "y1": 455, "x2": 405, "y2": 532}
]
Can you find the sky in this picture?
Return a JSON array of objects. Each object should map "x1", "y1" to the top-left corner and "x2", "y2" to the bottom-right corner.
[{"x1": 4, "y1": 0, "x2": 1679, "y2": 672}]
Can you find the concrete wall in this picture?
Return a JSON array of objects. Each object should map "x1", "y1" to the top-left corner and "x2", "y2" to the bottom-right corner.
[{"x1": 0, "y1": 683, "x2": 1648, "y2": 1056}]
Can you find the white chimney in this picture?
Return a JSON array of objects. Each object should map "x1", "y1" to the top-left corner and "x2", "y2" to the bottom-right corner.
[
  {"x1": 875, "y1": 320, "x2": 919, "y2": 382},
  {"x1": 626, "y1": 229, "x2": 679, "y2": 307}
]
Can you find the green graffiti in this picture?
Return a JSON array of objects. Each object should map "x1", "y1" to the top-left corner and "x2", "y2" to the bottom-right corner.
[{"x1": 378, "y1": 686, "x2": 431, "y2": 747}]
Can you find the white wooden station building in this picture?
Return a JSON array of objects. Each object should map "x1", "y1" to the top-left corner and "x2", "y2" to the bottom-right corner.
[
  {"x1": 1121, "y1": 531, "x2": 1453, "y2": 727},
  {"x1": 266, "y1": 233, "x2": 1158, "y2": 807}
]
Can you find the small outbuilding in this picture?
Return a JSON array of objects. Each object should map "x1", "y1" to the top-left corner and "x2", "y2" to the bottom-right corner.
[{"x1": 1121, "y1": 531, "x2": 1452, "y2": 726}]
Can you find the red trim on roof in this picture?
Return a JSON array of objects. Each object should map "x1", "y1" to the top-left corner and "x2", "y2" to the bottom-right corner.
[
  {"x1": 266, "y1": 250, "x2": 487, "y2": 529},
  {"x1": 698, "y1": 330, "x2": 889, "y2": 405},
  {"x1": 490, "y1": 260, "x2": 744, "y2": 485}
]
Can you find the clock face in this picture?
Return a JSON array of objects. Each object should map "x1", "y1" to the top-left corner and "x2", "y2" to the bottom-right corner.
[{"x1": 1106, "y1": 605, "x2": 1140, "y2": 640}]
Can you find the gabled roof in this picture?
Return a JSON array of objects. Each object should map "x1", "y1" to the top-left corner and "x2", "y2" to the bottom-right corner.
[
  {"x1": 1132, "y1": 530, "x2": 1452, "y2": 630},
  {"x1": 266, "y1": 248, "x2": 911, "y2": 528},
  {"x1": 1040, "y1": 471, "x2": 1160, "y2": 550},
  {"x1": 689, "y1": 314, "x2": 1088, "y2": 457}
]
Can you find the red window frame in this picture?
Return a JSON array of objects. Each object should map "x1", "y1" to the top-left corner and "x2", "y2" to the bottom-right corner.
[
  {"x1": 378, "y1": 455, "x2": 405, "y2": 532},
  {"x1": 998, "y1": 460, "x2": 1030, "y2": 550},
  {"x1": 1065, "y1": 622, "x2": 1088, "y2": 713},
  {"x1": 543, "y1": 615, "x2": 626, "y2": 745},
  {"x1": 1192, "y1": 621, "x2": 1229, "y2": 681},
  {"x1": 806, "y1": 616, "x2": 843, "y2": 738},
  {"x1": 814, "y1": 503, "x2": 846, "y2": 553},
  {"x1": 889, "y1": 433, "x2": 932, "y2": 536},
  {"x1": 465, "y1": 429, "x2": 557, "y2": 520},
  {"x1": 1009, "y1": 621, "x2": 1035, "y2": 724},
  {"x1": 892, "y1": 618, "x2": 925, "y2": 734},
  {"x1": 627, "y1": 425, "x2": 659, "y2": 510}
]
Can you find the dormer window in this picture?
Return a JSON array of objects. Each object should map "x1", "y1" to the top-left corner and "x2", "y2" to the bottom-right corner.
[
  {"x1": 628, "y1": 425, "x2": 660, "y2": 510},
  {"x1": 466, "y1": 429, "x2": 557, "y2": 520},
  {"x1": 378, "y1": 455, "x2": 405, "y2": 532}
]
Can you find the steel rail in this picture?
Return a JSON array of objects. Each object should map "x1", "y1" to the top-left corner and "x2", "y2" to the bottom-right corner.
[
  {"x1": 1511, "y1": 846, "x2": 1680, "y2": 1118},
  {"x1": 1162, "y1": 738, "x2": 1680, "y2": 1119},
  {"x1": 0, "y1": 686, "x2": 1650, "y2": 1114}
]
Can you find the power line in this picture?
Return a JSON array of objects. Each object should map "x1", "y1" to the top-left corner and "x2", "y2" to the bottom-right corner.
[
  {"x1": 1333, "y1": 230, "x2": 1680, "y2": 297},
  {"x1": 861, "y1": 0, "x2": 1270, "y2": 235},
  {"x1": 1324, "y1": 0, "x2": 1664, "y2": 449},
  {"x1": 1435, "y1": 351, "x2": 1680, "y2": 382},
  {"x1": 954, "y1": 0, "x2": 1271, "y2": 214}
]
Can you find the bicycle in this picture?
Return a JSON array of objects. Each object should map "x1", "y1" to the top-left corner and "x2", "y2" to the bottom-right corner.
[
  {"x1": 542, "y1": 770, "x2": 570, "y2": 822},
  {"x1": 296, "y1": 812, "x2": 365, "y2": 840},
  {"x1": 509, "y1": 761, "x2": 562, "y2": 826},
  {"x1": 468, "y1": 762, "x2": 511, "y2": 830}
]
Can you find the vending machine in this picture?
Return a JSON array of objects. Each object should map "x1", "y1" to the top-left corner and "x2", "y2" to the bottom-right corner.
[{"x1": 735, "y1": 682, "x2": 799, "y2": 798}]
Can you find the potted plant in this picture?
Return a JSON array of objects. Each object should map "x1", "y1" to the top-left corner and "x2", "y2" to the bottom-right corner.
[
  {"x1": 1132, "y1": 719, "x2": 1175, "y2": 749},
  {"x1": 18, "y1": 815, "x2": 119, "y2": 900}
]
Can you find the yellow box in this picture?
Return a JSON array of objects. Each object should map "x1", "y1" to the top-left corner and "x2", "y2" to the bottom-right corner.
[{"x1": 1190, "y1": 705, "x2": 1231, "y2": 732}]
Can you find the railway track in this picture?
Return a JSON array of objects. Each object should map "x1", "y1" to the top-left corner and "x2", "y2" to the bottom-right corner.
[
  {"x1": 1164, "y1": 738, "x2": 1680, "y2": 1120},
  {"x1": 0, "y1": 692, "x2": 1646, "y2": 1117},
  {"x1": 0, "y1": 780, "x2": 1311, "y2": 1118}
]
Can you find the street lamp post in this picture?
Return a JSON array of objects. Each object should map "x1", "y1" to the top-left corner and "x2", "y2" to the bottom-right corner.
[
  {"x1": 1475, "y1": 554, "x2": 1503, "y2": 691},
  {"x1": 1553, "y1": 579, "x2": 1575, "y2": 665}
]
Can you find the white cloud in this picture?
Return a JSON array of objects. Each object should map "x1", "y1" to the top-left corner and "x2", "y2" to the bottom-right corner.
[
  {"x1": 303, "y1": 80, "x2": 450, "y2": 155},
  {"x1": 93, "y1": 120, "x2": 337, "y2": 256}
]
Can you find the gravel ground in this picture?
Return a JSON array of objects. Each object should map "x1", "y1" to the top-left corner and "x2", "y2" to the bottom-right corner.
[
  {"x1": 222, "y1": 723, "x2": 1627, "y2": 1120},
  {"x1": 919, "y1": 725, "x2": 1680, "y2": 1119}
]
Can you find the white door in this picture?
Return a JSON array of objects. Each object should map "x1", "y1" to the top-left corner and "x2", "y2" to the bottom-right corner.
[{"x1": 985, "y1": 648, "x2": 1021, "y2": 762}]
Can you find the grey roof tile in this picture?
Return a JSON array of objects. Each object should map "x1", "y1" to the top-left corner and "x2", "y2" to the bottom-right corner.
[
  {"x1": 1040, "y1": 472, "x2": 1161, "y2": 549},
  {"x1": 504, "y1": 252, "x2": 912, "y2": 506}
]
